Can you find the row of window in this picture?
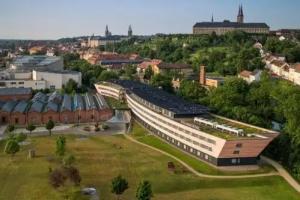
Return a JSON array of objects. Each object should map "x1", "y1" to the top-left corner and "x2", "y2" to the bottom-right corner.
[
  {"x1": 128, "y1": 95, "x2": 217, "y2": 145},
  {"x1": 137, "y1": 117, "x2": 214, "y2": 162},
  {"x1": 129, "y1": 98, "x2": 213, "y2": 152}
]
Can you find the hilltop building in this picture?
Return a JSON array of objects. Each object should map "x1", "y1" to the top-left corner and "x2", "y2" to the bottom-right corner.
[
  {"x1": 81, "y1": 25, "x2": 132, "y2": 48},
  {"x1": 193, "y1": 5, "x2": 269, "y2": 35}
]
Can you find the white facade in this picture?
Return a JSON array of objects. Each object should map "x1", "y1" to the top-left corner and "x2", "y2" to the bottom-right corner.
[
  {"x1": 0, "y1": 79, "x2": 46, "y2": 90},
  {"x1": 33, "y1": 70, "x2": 82, "y2": 90}
]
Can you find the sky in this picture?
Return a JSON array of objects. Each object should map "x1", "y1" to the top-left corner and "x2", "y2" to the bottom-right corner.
[{"x1": 0, "y1": 0, "x2": 299, "y2": 40}]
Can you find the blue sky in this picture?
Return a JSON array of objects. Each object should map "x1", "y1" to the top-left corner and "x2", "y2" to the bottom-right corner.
[{"x1": 0, "y1": 0, "x2": 299, "y2": 39}]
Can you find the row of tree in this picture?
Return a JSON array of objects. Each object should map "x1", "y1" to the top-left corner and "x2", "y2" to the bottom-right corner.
[{"x1": 176, "y1": 72, "x2": 300, "y2": 180}]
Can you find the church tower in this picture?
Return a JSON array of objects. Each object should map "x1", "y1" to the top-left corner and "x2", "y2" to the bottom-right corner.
[
  {"x1": 237, "y1": 5, "x2": 244, "y2": 23},
  {"x1": 128, "y1": 25, "x2": 133, "y2": 37},
  {"x1": 105, "y1": 25, "x2": 111, "y2": 37}
]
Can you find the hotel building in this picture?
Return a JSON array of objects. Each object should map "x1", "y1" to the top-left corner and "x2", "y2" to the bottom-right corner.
[{"x1": 95, "y1": 80, "x2": 278, "y2": 166}]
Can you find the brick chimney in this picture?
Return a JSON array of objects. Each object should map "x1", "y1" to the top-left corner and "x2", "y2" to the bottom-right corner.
[{"x1": 199, "y1": 65, "x2": 206, "y2": 85}]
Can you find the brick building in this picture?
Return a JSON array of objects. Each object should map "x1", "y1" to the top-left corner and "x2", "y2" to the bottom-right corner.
[{"x1": 0, "y1": 91, "x2": 113, "y2": 126}]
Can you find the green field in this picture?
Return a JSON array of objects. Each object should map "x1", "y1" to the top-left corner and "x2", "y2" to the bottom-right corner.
[{"x1": 0, "y1": 132, "x2": 299, "y2": 199}]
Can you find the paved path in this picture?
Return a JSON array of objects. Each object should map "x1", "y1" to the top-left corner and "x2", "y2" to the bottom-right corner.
[
  {"x1": 0, "y1": 125, "x2": 7, "y2": 141},
  {"x1": 124, "y1": 134, "x2": 278, "y2": 179},
  {"x1": 261, "y1": 156, "x2": 300, "y2": 193},
  {"x1": 125, "y1": 134, "x2": 300, "y2": 192}
]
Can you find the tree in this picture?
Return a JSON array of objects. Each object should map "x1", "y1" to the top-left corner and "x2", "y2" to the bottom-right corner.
[
  {"x1": 98, "y1": 71, "x2": 119, "y2": 81},
  {"x1": 136, "y1": 180, "x2": 153, "y2": 200},
  {"x1": 56, "y1": 136, "x2": 66, "y2": 157},
  {"x1": 63, "y1": 166, "x2": 81, "y2": 186},
  {"x1": 15, "y1": 132, "x2": 27, "y2": 143},
  {"x1": 46, "y1": 120, "x2": 55, "y2": 136},
  {"x1": 150, "y1": 74, "x2": 173, "y2": 93},
  {"x1": 49, "y1": 168, "x2": 66, "y2": 188},
  {"x1": 144, "y1": 66, "x2": 154, "y2": 80},
  {"x1": 178, "y1": 80, "x2": 207, "y2": 103},
  {"x1": 63, "y1": 154, "x2": 76, "y2": 167},
  {"x1": 7, "y1": 124, "x2": 15, "y2": 133},
  {"x1": 26, "y1": 123, "x2": 36, "y2": 134},
  {"x1": 4, "y1": 139, "x2": 20, "y2": 157},
  {"x1": 64, "y1": 79, "x2": 78, "y2": 94},
  {"x1": 111, "y1": 175, "x2": 129, "y2": 200}
]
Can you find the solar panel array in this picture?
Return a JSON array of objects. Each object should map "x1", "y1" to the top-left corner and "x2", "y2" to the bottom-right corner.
[{"x1": 109, "y1": 80, "x2": 209, "y2": 116}]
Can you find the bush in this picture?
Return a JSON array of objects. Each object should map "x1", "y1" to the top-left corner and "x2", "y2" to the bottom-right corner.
[
  {"x1": 63, "y1": 154, "x2": 76, "y2": 167},
  {"x1": 7, "y1": 125, "x2": 15, "y2": 133},
  {"x1": 15, "y1": 132, "x2": 27, "y2": 143},
  {"x1": 102, "y1": 124, "x2": 109, "y2": 130},
  {"x1": 49, "y1": 168, "x2": 66, "y2": 188}
]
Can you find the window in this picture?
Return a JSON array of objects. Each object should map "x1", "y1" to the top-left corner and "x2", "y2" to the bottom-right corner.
[
  {"x1": 236, "y1": 143, "x2": 243, "y2": 148},
  {"x1": 233, "y1": 150, "x2": 240, "y2": 155},
  {"x1": 231, "y1": 159, "x2": 237, "y2": 164},
  {"x1": 10, "y1": 82, "x2": 16, "y2": 85},
  {"x1": 15, "y1": 118, "x2": 19, "y2": 124},
  {"x1": 50, "y1": 85, "x2": 55, "y2": 90},
  {"x1": 18, "y1": 82, "x2": 24, "y2": 84}
]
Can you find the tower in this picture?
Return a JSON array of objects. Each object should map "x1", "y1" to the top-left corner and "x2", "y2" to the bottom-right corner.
[
  {"x1": 105, "y1": 25, "x2": 111, "y2": 37},
  {"x1": 128, "y1": 25, "x2": 133, "y2": 37},
  {"x1": 211, "y1": 14, "x2": 214, "y2": 23},
  {"x1": 237, "y1": 5, "x2": 244, "y2": 23},
  {"x1": 199, "y1": 65, "x2": 206, "y2": 86}
]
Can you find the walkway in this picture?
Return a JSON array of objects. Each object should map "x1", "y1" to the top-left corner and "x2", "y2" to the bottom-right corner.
[
  {"x1": 124, "y1": 134, "x2": 278, "y2": 179},
  {"x1": 261, "y1": 156, "x2": 300, "y2": 193},
  {"x1": 124, "y1": 134, "x2": 300, "y2": 193}
]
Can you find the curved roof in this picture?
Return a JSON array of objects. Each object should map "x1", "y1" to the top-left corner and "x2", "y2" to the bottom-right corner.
[
  {"x1": 48, "y1": 91, "x2": 62, "y2": 104},
  {"x1": 60, "y1": 94, "x2": 73, "y2": 112},
  {"x1": 73, "y1": 94, "x2": 85, "y2": 111},
  {"x1": 13, "y1": 101, "x2": 29, "y2": 113},
  {"x1": 44, "y1": 101, "x2": 59, "y2": 112},
  {"x1": 1, "y1": 101, "x2": 18, "y2": 112},
  {"x1": 29, "y1": 101, "x2": 44, "y2": 113},
  {"x1": 84, "y1": 93, "x2": 97, "y2": 110},
  {"x1": 32, "y1": 92, "x2": 48, "y2": 103}
]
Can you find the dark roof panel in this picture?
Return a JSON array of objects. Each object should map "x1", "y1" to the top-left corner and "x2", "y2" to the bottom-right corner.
[
  {"x1": 60, "y1": 94, "x2": 73, "y2": 112},
  {"x1": 13, "y1": 100, "x2": 29, "y2": 113},
  {"x1": 108, "y1": 80, "x2": 209, "y2": 116},
  {"x1": 194, "y1": 22, "x2": 269, "y2": 29},
  {"x1": 1, "y1": 101, "x2": 18, "y2": 112}
]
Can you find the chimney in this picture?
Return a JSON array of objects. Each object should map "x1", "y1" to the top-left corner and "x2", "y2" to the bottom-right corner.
[{"x1": 199, "y1": 65, "x2": 206, "y2": 85}]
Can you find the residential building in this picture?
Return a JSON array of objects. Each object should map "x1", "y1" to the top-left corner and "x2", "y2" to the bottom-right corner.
[
  {"x1": 238, "y1": 70, "x2": 262, "y2": 84},
  {"x1": 193, "y1": 5, "x2": 269, "y2": 35}
]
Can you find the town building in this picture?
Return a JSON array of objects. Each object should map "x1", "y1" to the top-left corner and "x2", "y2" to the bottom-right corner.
[
  {"x1": 193, "y1": 5, "x2": 269, "y2": 35},
  {"x1": 95, "y1": 80, "x2": 278, "y2": 166},
  {"x1": 199, "y1": 66, "x2": 224, "y2": 88},
  {"x1": 0, "y1": 91, "x2": 112, "y2": 125},
  {"x1": 80, "y1": 26, "x2": 130, "y2": 48},
  {"x1": 0, "y1": 56, "x2": 82, "y2": 90},
  {"x1": 138, "y1": 60, "x2": 193, "y2": 78},
  {"x1": 238, "y1": 70, "x2": 262, "y2": 84}
]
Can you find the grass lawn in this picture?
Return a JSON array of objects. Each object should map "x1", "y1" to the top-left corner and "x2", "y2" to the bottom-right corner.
[
  {"x1": 105, "y1": 97, "x2": 129, "y2": 110},
  {"x1": 0, "y1": 134, "x2": 299, "y2": 200},
  {"x1": 130, "y1": 122, "x2": 275, "y2": 175}
]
